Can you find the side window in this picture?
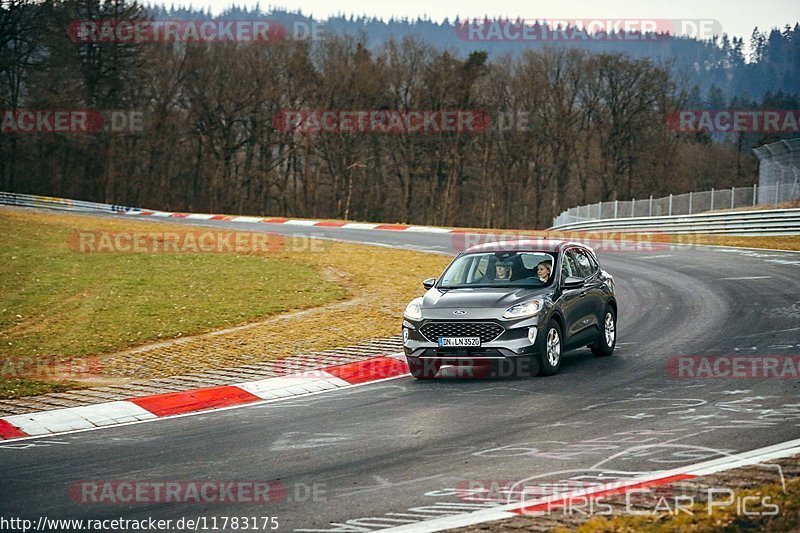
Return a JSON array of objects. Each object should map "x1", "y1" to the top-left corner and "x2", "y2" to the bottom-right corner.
[
  {"x1": 587, "y1": 252, "x2": 600, "y2": 273},
  {"x1": 561, "y1": 252, "x2": 575, "y2": 278},
  {"x1": 571, "y1": 249, "x2": 595, "y2": 279}
]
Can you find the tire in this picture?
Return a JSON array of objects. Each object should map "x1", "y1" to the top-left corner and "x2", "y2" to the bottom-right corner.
[
  {"x1": 536, "y1": 319, "x2": 562, "y2": 376},
  {"x1": 407, "y1": 357, "x2": 440, "y2": 380},
  {"x1": 591, "y1": 306, "x2": 617, "y2": 357}
]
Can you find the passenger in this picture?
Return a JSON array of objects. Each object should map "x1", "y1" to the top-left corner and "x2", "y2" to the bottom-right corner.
[{"x1": 537, "y1": 261, "x2": 552, "y2": 283}]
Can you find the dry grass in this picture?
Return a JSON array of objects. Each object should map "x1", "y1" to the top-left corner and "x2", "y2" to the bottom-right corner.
[{"x1": 0, "y1": 208, "x2": 450, "y2": 395}]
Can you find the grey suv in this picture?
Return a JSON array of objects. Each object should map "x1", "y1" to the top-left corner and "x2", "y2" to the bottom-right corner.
[{"x1": 402, "y1": 239, "x2": 617, "y2": 379}]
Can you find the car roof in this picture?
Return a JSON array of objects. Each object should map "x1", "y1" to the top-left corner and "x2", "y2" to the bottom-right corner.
[{"x1": 463, "y1": 239, "x2": 588, "y2": 254}]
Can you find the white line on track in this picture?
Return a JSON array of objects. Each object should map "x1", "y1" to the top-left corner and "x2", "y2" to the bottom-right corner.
[
  {"x1": 376, "y1": 437, "x2": 800, "y2": 533},
  {"x1": 719, "y1": 276, "x2": 772, "y2": 280}
]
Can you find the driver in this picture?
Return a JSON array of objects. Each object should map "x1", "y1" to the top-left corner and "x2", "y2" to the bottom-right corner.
[{"x1": 493, "y1": 259, "x2": 512, "y2": 281}]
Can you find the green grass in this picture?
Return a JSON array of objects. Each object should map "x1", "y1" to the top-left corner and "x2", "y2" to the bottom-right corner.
[
  {"x1": 0, "y1": 377, "x2": 84, "y2": 400},
  {"x1": 0, "y1": 209, "x2": 347, "y2": 397}
]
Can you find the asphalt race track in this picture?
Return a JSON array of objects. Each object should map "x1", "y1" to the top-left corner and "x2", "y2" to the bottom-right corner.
[{"x1": 2, "y1": 211, "x2": 800, "y2": 531}]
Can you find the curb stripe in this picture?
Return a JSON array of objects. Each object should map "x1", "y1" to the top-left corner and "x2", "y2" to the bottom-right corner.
[
  {"x1": 374, "y1": 224, "x2": 411, "y2": 231},
  {"x1": 314, "y1": 221, "x2": 347, "y2": 227},
  {"x1": 2, "y1": 402, "x2": 156, "y2": 437},
  {"x1": 323, "y1": 357, "x2": 409, "y2": 385},
  {"x1": 129, "y1": 385, "x2": 261, "y2": 417},
  {"x1": 285, "y1": 219, "x2": 319, "y2": 226},
  {"x1": 0, "y1": 354, "x2": 410, "y2": 440},
  {"x1": 509, "y1": 473, "x2": 695, "y2": 515},
  {"x1": 0, "y1": 419, "x2": 28, "y2": 439}
]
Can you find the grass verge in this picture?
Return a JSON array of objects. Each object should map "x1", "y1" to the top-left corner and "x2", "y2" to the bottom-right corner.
[{"x1": 0, "y1": 208, "x2": 450, "y2": 397}]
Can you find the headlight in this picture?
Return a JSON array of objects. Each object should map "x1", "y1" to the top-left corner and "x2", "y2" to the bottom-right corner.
[
  {"x1": 404, "y1": 298, "x2": 423, "y2": 320},
  {"x1": 502, "y1": 298, "x2": 544, "y2": 319}
]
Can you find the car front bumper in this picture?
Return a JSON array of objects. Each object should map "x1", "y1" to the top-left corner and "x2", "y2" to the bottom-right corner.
[{"x1": 401, "y1": 315, "x2": 546, "y2": 361}]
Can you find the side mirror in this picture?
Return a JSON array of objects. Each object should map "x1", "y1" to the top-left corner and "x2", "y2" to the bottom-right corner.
[
  {"x1": 422, "y1": 278, "x2": 437, "y2": 290},
  {"x1": 563, "y1": 276, "x2": 584, "y2": 289}
]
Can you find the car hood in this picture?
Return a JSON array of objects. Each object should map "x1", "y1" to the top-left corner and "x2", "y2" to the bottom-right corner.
[{"x1": 422, "y1": 286, "x2": 551, "y2": 310}]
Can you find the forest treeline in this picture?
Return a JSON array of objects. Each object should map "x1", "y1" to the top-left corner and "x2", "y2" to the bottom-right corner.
[{"x1": 0, "y1": 0, "x2": 795, "y2": 228}]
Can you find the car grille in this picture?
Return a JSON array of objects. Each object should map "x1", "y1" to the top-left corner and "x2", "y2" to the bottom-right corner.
[{"x1": 420, "y1": 321, "x2": 504, "y2": 343}]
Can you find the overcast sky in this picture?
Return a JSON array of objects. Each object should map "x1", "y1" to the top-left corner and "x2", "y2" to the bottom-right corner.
[{"x1": 182, "y1": 0, "x2": 798, "y2": 40}]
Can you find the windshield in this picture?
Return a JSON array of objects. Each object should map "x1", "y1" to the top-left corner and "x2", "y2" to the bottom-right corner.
[{"x1": 438, "y1": 251, "x2": 556, "y2": 289}]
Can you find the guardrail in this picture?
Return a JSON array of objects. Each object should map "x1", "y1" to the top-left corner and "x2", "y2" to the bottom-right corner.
[
  {"x1": 0, "y1": 191, "x2": 142, "y2": 214},
  {"x1": 549, "y1": 208, "x2": 800, "y2": 236},
  {"x1": 551, "y1": 183, "x2": 800, "y2": 228},
  {"x1": 4, "y1": 191, "x2": 799, "y2": 236}
]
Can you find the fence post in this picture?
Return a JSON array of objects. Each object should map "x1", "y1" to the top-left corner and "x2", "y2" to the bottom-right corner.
[
  {"x1": 614, "y1": 200, "x2": 618, "y2": 219},
  {"x1": 710, "y1": 187, "x2": 715, "y2": 210},
  {"x1": 689, "y1": 191, "x2": 693, "y2": 214},
  {"x1": 649, "y1": 195, "x2": 653, "y2": 216},
  {"x1": 753, "y1": 184, "x2": 757, "y2": 206},
  {"x1": 775, "y1": 184, "x2": 779, "y2": 207},
  {"x1": 668, "y1": 194, "x2": 673, "y2": 216},
  {"x1": 598, "y1": 201, "x2": 602, "y2": 219},
  {"x1": 631, "y1": 198, "x2": 635, "y2": 217},
  {"x1": 731, "y1": 186, "x2": 735, "y2": 209}
]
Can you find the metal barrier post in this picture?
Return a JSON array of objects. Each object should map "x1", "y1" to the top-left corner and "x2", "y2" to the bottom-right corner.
[
  {"x1": 614, "y1": 200, "x2": 618, "y2": 218},
  {"x1": 668, "y1": 194, "x2": 673, "y2": 216},
  {"x1": 649, "y1": 195, "x2": 653, "y2": 216},
  {"x1": 731, "y1": 186, "x2": 735, "y2": 209},
  {"x1": 710, "y1": 187, "x2": 715, "y2": 210},
  {"x1": 689, "y1": 191, "x2": 693, "y2": 214},
  {"x1": 753, "y1": 184, "x2": 757, "y2": 206}
]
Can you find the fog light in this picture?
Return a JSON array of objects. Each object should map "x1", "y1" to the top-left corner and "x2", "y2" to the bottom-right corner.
[
  {"x1": 403, "y1": 328, "x2": 409, "y2": 343},
  {"x1": 527, "y1": 327, "x2": 537, "y2": 344}
]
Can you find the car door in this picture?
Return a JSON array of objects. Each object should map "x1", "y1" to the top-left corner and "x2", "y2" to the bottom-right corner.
[
  {"x1": 570, "y1": 247, "x2": 605, "y2": 340},
  {"x1": 560, "y1": 247, "x2": 600, "y2": 348},
  {"x1": 556, "y1": 249, "x2": 587, "y2": 348}
]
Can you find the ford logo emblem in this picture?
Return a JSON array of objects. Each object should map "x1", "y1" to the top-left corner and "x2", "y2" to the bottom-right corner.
[{"x1": 453, "y1": 310, "x2": 467, "y2": 315}]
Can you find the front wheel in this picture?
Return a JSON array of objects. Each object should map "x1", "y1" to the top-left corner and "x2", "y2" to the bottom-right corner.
[
  {"x1": 536, "y1": 319, "x2": 562, "y2": 376},
  {"x1": 591, "y1": 306, "x2": 616, "y2": 357}
]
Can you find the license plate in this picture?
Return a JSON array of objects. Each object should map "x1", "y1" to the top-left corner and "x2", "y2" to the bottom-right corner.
[{"x1": 438, "y1": 337, "x2": 481, "y2": 347}]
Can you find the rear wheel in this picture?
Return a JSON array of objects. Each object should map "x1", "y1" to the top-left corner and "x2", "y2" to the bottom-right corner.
[
  {"x1": 407, "y1": 357, "x2": 440, "y2": 380},
  {"x1": 536, "y1": 319, "x2": 562, "y2": 376},
  {"x1": 591, "y1": 306, "x2": 616, "y2": 357}
]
